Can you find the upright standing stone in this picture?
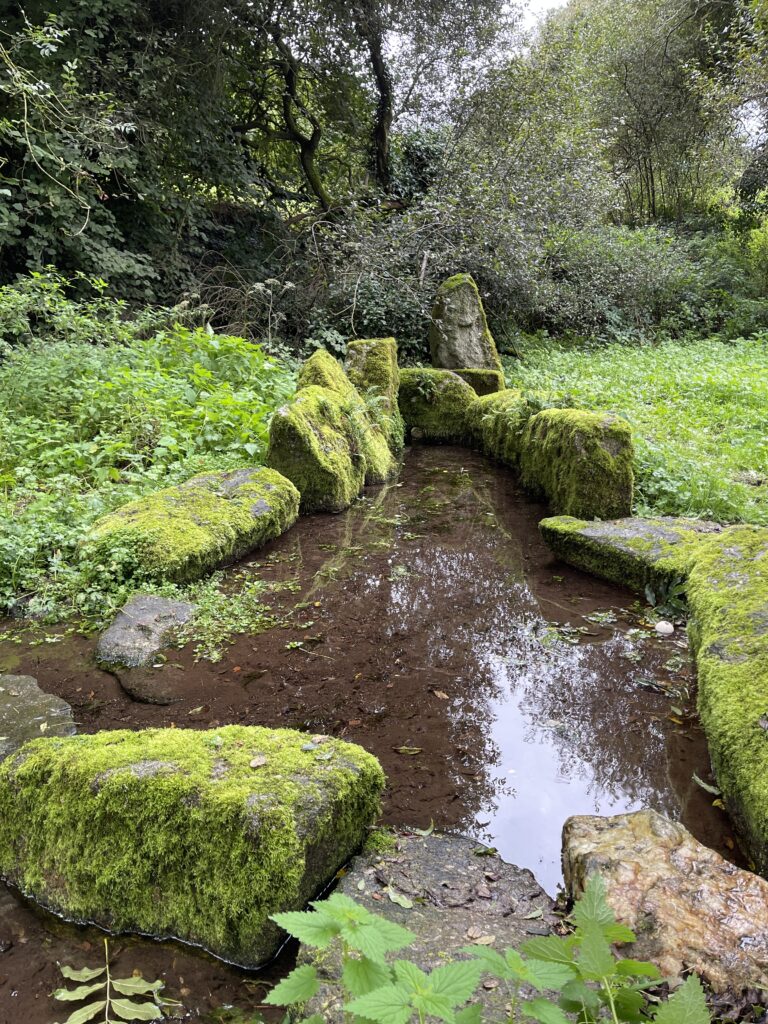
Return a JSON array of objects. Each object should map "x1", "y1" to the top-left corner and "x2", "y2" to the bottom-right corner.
[{"x1": 429, "y1": 274, "x2": 503, "y2": 373}]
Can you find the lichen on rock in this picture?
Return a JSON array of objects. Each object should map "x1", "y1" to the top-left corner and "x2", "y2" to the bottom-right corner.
[
  {"x1": 428, "y1": 274, "x2": 503, "y2": 373},
  {"x1": 454, "y1": 368, "x2": 505, "y2": 396},
  {"x1": 520, "y1": 409, "x2": 634, "y2": 519},
  {"x1": 398, "y1": 368, "x2": 476, "y2": 444},
  {"x1": 85, "y1": 467, "x2": 300, "y2": 583},
  {"x1": 345, "y1": 337, "x2": 405, "y2": 454},
  {"x1": 0, "y1": 725, "x2": 385, "y2": 967}
]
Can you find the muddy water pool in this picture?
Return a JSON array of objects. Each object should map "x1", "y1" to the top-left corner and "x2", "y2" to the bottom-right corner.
[{"x1": 0, "y1": 446, "x2": 734, "y2": 1023}]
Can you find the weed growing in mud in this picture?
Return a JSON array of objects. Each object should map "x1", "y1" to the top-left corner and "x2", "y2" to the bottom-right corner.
[
  {"x1": 264, "y1": 876, "x2": 710, "y2": 1024},
  {"x1": 52, "y1": 938, "x2": 169, "y2": 1023}
]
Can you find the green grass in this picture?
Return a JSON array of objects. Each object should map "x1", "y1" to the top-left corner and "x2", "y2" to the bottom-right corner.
[
  {"x1": 505, "y1": 335, "x2": 768, "y2": 525},
  {"x1": 0, "y1": 326, "x2": 296, "y2": 624}
]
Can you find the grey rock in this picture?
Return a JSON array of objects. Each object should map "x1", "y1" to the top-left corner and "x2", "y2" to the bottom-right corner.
[
  {"x1": 96, "y1": 594, "x2": 195, "y2": 670},
  {"x1": 0, "y1": 674, "x2": 76, "y2": 761},
  {"x1": 428, "y1": 274, "x2": 502, "y2": 372},
  {"x1": 301, "y1": 833, "x2": 557, "y2": 1022}
]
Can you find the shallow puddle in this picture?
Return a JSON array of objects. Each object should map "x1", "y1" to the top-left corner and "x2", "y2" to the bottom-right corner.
[{"x1": 0, "y1": 446, "x2": 735, "y2": 1023}]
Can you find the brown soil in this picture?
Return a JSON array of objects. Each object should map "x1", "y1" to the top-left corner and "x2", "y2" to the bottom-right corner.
[{"x1": 0, "y1": 446, "x2": 736, "y2": 1024}]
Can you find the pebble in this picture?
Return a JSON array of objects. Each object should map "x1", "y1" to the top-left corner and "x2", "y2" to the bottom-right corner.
[{"x1": 655, "y1": 621, "x2": 674, "y2": 635}]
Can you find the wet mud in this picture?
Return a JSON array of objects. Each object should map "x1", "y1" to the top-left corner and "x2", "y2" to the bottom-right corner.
[{"x1": 0, "y1": 446, "x2": 735, "y2": 1023}]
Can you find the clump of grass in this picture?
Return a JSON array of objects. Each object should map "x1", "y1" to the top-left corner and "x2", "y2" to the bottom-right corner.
[{"x1": 505, "y1": 335, "x2": 768, "y2": 525}]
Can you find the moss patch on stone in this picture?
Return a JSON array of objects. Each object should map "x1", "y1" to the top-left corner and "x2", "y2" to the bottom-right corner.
[
  {"x1": 85, "y1": 468, "x2": 300, "y2": 584},
  {"x1": 297, "y1": 350, "x2": 356, "y2": 399},
  {"x1": 466, "y1": 389, "x2": 538, "y2": 467},
  {"x1": 454, "y1": 368, "x2": 505, "y2": 396},
  {"x1": 267, "y1": 384, "x2": 397, "y2": 514},
  {"x1": 345, "y1": 338, "x2": 405, "y2": 454},
  {"x1": 398, "y1": 368, "x2": 476, "y2": 444},
  {"x1": 0, "y1": 725, "x2": 385, "y2": 967},
  {"x1": 428, "y1": 274, "x2": 503, "y2": 374},
  {"x1": 520, "y1": 409, "x2": 634, "y2": 519}
]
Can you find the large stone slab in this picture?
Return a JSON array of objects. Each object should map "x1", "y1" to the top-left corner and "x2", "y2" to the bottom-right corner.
[
  {"x1": 429, "y1": 274, "x2": 503, "y2": 372},
  {"x1": 345, "y1": 337, "x2": 405, "y2": 454},
  {"x1": 0, "y1": 675, "x2": 75, "y2": 761},
  {"x1": 563, "y1": 809, "x2": 768, "y2": 993},
  {"x1": 85, "y1": 467, "x2": 299, "y2": 583},
  {"x1": 455, "y1": 368, "x2": 505, "y2": 395},
  {"x1": 302, "y1": 833, "x2": 558, "y2": 1022},
  {"x1": 398, "y1": 368, "x2": 476, "y2": 444},
  {"x1": 0, "y1": 726, "x2": 384, "y2": 967},
  {"x1": 96, "y1": 594, "x2": 195, "y2": 670},
  {"x1": 539, "y1": 515, "x2": 723, "y2": 592}
]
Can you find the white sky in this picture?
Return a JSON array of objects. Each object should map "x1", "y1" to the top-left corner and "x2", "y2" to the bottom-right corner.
[{"x1": 522, "y1": 0, "x2": 569, "y2": 28}]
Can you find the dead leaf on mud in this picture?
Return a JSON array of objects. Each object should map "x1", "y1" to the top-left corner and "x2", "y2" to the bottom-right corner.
[
  {"x1": 431, "y1": 690, "x2": 449, "y2": 700},
  {"x1": 386, "y1": 887, "x2": 413, "y2": 909},
  {"x1": 394, "y1": 746, "x2": 422, "y2": 756}
]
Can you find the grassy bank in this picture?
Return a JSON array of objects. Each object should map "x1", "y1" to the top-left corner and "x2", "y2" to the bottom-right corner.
[{"x1": 505, "y1": 336, "x2": 768, "y2": 526}]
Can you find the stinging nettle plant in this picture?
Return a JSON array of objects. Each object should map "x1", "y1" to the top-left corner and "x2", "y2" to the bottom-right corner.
[{"x1": 264, "y1": 876, "x2": 711, "y2": 1024}]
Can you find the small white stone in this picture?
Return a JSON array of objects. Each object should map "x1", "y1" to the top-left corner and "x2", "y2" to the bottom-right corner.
[{"x1": 655, "y1": 620, "x2": 674, "y2": 636}]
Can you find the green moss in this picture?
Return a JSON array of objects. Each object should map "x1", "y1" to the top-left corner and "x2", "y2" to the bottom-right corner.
[
  {"x1": 0, "y1": 725, "x2": 385, "y2": 967},
  {"x1": 454, "y1": 368, "x2": 505, "y2": 396},
  {"x1": 85, "y1": 468, "x2": 299, "y2": 584},
  {"x1": 297, "y1": 350, "x2": 356, "y2": 399},
  {"x1": 685, "y1": 527, "x2": 768, "y2": 873},
  {"x1": 520, "y1": 409, "x2": 634, "y2": 519},
  {"x1": 267, "y1": 385, "x2": 396, "y2": 514},
  {"x1": 363, "y1": 826, "x2": 399, "y2": 854},
  {"x1": 398, "y1": 368, "x2": 476, "y2": 444},
  {"x1": 466, "y1": 389, "x2": 537, "y2": 466},
  {"x1": 538, "y1": 515, "x2": 710, "y2": 593},
  {"x1": 345, "y1": 338, "x2": 405, "y2": 454},
  {"x1": 428, "y1": 274, "x2": 503, "y2": 374}
]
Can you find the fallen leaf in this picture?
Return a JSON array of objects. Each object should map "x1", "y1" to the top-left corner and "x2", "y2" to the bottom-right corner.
[
  {"x1": 692, "y1": 771, "x2": 721, "y2": 795},
  {"x1": 432, "y1": 690, "x2": 449, "y2": 700},
  {"x1": 524, "y1": 909, "x2": 543, "y2": 920},
  {"x1": 475, "y1": 935, "x2": 496, "y2": 945},
  {"x1": 386, "y1": 887, "x2": 413, "y2": 909},
  {"x1": 232, "y1": 666, "x2": 242, "y2": 673},
  {"x1": 465, "y1": 926, "x2": 482, "y2": 940},
  {"x1": 394, "y1": 746, "x2": 422, "y2": 756}
]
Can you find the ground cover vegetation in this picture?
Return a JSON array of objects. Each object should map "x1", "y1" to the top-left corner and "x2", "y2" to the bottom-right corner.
[{"x1": 0, "y1": 0, "x2": 767, "y2": 624}]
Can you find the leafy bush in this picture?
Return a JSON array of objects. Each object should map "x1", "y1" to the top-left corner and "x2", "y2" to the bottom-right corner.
[
  {"x1": 264, "y1": 874, "x2": 710, "y2": 1024},
  {"x1": 0, "y1": 282, "x2": 296, "y2": 622}
]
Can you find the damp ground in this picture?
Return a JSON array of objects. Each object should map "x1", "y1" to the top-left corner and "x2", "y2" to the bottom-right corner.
[{"x1": 0, "y1": 446, "x2": 735, "y2": 1024}]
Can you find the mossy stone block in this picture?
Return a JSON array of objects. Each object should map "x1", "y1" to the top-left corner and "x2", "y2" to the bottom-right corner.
[
  {"x1": 398, "y1": 368, "x2": 476, "y2": 444},
  {"x1": 345, "y1": 337, "x2": 405, "y2": 454},
  {"x1": 466, "y1": 389, "x2": 538, "y2": 466},
  {"x1": 297, "y1": 349, "x2": 357, "y2": 398},
  {"x1": 428, "y1": 273, "x2": 502, "y2": 373},
  {"x1": 0, "y1": 726, "x2": 385, "y2": 967},
  {"x1": 85, "y1": 467, "x2": 299, "y2": 583},
  {"x1": 455, "y1": 368, "x2": 505, "y2": 396},
  {"x1": 520, "y1": 409, "x2": 634, "y2": 519}
]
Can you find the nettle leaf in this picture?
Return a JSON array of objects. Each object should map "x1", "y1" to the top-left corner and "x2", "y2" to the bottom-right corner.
[
  {"x1": 523, "y1": 996, "x2": 574, "y2": 1024},
  {"x1": 559, "y1": 977, "x2": 602, "y2": 1017},
  {"x1": 525, "y1": 958, "x2": 578, "y2": 991},
  {"x1": 345, "y1": 982, "x2": 413, "y2": 1024},
  {"x1": 343, "y1": 956, "x2": 393, "y2": 997},
  {"x1": 53, "y1": 982, "x2": 107, "y2": 1001},
  {"x1": 59, "y1": 965, "x2": 107, "y2": 983},
  {"x1": 615, "y1": 958, "x2": 661, "y2": 980},
  {"x1": 455, "y1": 1005, "x2": 483, "y2": 1024},
  {"x1": 111, "y1": 977, "x2": 165, "y2": 996},
  {"x1": 521, "y1": 935, "x2": 578, "y2": 966},
  {"x1": 346, "y1": 918, "x2": 417, "y2": 961},
  {"x1": 429, "y1": 960, "x2": 484, "y2": 1004},
  {"x1": 576, "y1": 922, "x2": 617, "y2": 981},
  {"x1": 110, "y1": 997, "x2": 164, "y2": 1021},
  {"x1": 461, "y1": 945, "x2": 511, "y2": 978},
  {"x1": 264, "y1": 964, "x2": 321, "y2": 1006},
  {"x1": 613, "y1": 986, "x2": 648, "y2": 1023},
  {"x1": 56, "y1": 1001, "x2": 107, "y2": 1024},
  {"x1": 653, "y1": 976, "x2": 710, "y2": 1024},
  {"x1": 571, "y1": 875, "x2": 615, "y2": 932},
  {"x1": 271, "y1": 909, "x2": 341, "y2": 948}
]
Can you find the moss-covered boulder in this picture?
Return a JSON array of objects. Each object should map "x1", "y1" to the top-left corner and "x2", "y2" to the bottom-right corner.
[
  {"x1": 267, "y1": 383, "x2": 397, "y2": 513},
  {"x1": 428, "y1": 274, "x2": 502, "y2": 373},
  {"x1": 85, "y1": 467, "x2": 299, "y2": 583},
  {"x1": 0, "y1": 726, "x2": 385, "y2": 967},
  {"x1": 345, "y1": 337, "x2": 405, "y2": 454},
  {"x1": 455, "y1": 368, "x2": 505, "y2": 396},
  {"x1": 297, "y1": 349, "x2": 357, "y2": 398},
  {"x1": 538, "y1": 516, "x2": 722, "y2": 593},
  {"x1": 466, "y1": 389, "x2": 537, "y2": 465},
  {"x1": 398, "y1": 368, "x2": 476, "y2": 444},
  {"x1": 520, "y1": 409, "x2": 634, "y2": 519}
]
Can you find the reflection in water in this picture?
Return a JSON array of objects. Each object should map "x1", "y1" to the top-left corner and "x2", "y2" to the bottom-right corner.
[{"x1": 315, "y1": 447, "x2": 724, "y2": 894}]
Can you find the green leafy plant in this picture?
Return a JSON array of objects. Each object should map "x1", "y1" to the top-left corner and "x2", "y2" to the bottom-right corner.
[
  {"x1": 264, "y1": 877, "x2": 711, "y2": 1024},
  {"x1": 644, "y1": 577, "x2": 688, "y2": 621},
  {"x1": 53, "y1": 938, "x2": 164, "y2": 1023}
]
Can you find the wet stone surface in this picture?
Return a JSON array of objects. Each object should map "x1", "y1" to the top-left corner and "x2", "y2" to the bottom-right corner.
[
  {"x1": 0, "y1": 446, "x2": 737, "y2": 1023},
  {"x1": 0, "y1": 674, "x2": 75, "y2": 761}
]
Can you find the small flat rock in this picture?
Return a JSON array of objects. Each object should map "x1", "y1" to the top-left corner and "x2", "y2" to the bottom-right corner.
[
  {"x1": 114, "y1": 666, "x2": 188, "y2": 706},
  {"x1": 301, "y1": 833, "x2": 557, "y2": 1022},
  {"x1": 0, "y1": 674, "x2": 76, "y2": 761},
  {"x1": 563, "y1": 809, "x2": 768, "y2": 993},
  {"x1": 96, "y1": 595, "x2": 195, "y2": 670}
]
